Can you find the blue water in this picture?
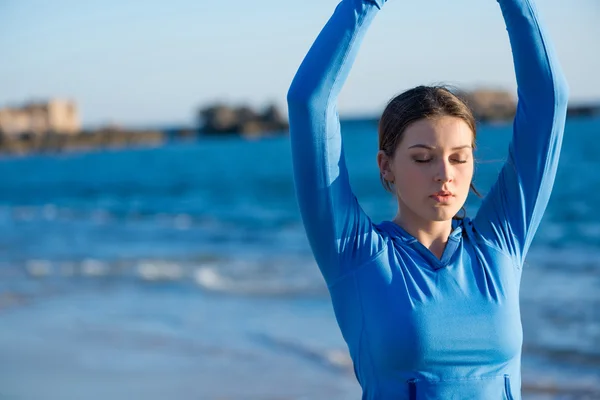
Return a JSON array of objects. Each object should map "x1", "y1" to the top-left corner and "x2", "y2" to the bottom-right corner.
[{"x1": 0, "y1": 117, "x2": 599, "y2": 399}]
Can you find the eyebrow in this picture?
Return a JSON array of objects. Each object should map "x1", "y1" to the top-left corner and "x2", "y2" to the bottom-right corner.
[{"x1": 408, "y1": 144, "x2": 472, "y2": 150}]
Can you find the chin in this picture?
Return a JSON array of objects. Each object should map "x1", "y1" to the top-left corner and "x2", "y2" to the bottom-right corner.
[{"x1": 426, "y1": 207, "x2": 462, "y2": 222}]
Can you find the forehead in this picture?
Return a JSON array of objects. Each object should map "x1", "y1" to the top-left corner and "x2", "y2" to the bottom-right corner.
[{"x1": 400, "y1": 116, "x2": 474, "y2": 149}]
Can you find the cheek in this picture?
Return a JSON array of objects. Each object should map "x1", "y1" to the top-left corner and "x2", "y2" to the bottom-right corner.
[
  {"x1": 455, "y1": 164, "x2": 475, "y2": 191},
  {"x1": 459, "y1": 163, "x2": 475, "y2": 181},
  {"x1": 393, "y1": 161, "x2": 428, "y2": 189}
]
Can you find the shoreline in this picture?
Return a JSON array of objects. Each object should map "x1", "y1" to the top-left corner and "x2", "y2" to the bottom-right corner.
[
  {"x1": 0, "y1": 281, "x2": 598, "y2": 400},
  {"x1": 0, "y1": 106, "x2": 598, "y2": 157}
]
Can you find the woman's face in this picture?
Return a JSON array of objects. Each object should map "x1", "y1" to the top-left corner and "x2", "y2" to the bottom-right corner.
[{"x1": 379, "y1": 116, "x2": 475, "y2": 223}]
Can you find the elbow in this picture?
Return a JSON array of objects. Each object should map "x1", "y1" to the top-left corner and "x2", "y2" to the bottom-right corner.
[
  {"x1": 553, "y1": 73, "x2": 570, "y2": 113},
  {"x1": 287, "y1": 84, "x2": 326, "y2": 113},
  {"x1": 287, "y1": 70, "x2": 330, "y2": 110},
  {"x1": 286, "y1": 84, "x2": 306, "y2": 107},
  {"x1": 286, "y1": 71, "x2": 310, "y2": 105},
  {"x1": 531, "y1": 68, "x2": 570, "y2": 115},
  {"x1": 287, "y1": 81, "x2": 318, "y2": 107}
]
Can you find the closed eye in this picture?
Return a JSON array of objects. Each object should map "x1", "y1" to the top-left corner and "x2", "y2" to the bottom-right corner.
[{"x1": 414, "y1": 159, "x2": 468, "y2": 164}]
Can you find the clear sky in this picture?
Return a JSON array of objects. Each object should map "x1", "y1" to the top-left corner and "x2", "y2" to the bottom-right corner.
[{"x1": 1, "y1": 0, "x2": 598, "y2": 128}]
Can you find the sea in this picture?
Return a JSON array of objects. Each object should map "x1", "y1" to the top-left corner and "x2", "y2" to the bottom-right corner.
[{"x1": 0, "y1": 116, "x2": 598, "y2": 400}]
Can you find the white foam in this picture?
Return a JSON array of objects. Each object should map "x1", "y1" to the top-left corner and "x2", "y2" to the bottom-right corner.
[
  {"x1": 81, "y1": 259, "x2": 109, "y2": 276},
  {"x1": 189, "y1": 257, "x2": 327, "y2": 298},
  {"x1": 25, "y1": 260, "x2": 52, "y2": 277},
  {"x1": 194, "y1": 267, "x2": 226, "y2": 290},
  {"x1": 137, "y1": 262, "x2": 183, "y2": 281},
  {"x1": 325, "y1": 349, "x2": 353, "y2": 370}
]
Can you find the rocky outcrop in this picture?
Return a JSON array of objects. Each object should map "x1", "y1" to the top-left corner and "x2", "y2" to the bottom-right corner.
[
  {"x1": 199, "y1": 103, "x2": 288, "y2": 136},
  {"x1": 457, "y1": 89, "x2": 517, "y2": 122},
  {"x1": 460, "y1": 90, "x2": 600, "y2": 121},
  {"x1": 567, "y1": 103, "x2": 600, "y2": 117},
  {"x1": 0, "y1": 127, "x2": 165, "y2": 155}
]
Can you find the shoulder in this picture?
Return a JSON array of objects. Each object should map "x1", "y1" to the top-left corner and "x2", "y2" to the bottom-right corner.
[{"x1": 461, "y1": 217, "x2": 522, "y2": 269}]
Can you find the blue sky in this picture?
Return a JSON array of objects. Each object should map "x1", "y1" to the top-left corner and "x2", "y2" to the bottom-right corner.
[{"x1": 0, "y1": 0, "x2": 598, "y2": 128}]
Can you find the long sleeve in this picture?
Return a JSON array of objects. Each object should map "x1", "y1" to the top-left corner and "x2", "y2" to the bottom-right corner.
[
  {"x1": 287, "y1": 0, "x2": 387, "y2": 284},
  {"x1": 473, "y1": 0, "x2": 569, "y2": 267}
]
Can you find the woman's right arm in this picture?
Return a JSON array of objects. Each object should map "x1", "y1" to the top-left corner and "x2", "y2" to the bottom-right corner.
[{"x1": 287, "y1": 0, "x2": 387, "y2": 284}]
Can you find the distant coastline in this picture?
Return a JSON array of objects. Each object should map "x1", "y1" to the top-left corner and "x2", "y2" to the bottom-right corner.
[
  {"x1": 340, "y1": 102, "x2": 600, "y2": 126},
  {"x1": 564, "y1": 102, "x2": 600, "y2": 118},
  {"x1": 0, "y1": 92, "x2": 598, "y2": 156}
]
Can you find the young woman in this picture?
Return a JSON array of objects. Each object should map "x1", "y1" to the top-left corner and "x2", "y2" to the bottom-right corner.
[{"x1": 287, "y1": 0, "x2": 568, "y2": 399}]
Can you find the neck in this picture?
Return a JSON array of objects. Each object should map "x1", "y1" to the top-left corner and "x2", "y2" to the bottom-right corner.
[{"x1": 393, "y1": 212, "x2": 453, "y2": 259}]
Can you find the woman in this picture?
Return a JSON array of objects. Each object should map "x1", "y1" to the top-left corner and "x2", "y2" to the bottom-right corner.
[{"x1": 287, "y1": 0, "x2": 568, "y2": 399}]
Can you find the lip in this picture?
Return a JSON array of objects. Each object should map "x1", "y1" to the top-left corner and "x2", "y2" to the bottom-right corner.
[{"x1": 430, "y1": 191, "x2": 454, "y2": 203}]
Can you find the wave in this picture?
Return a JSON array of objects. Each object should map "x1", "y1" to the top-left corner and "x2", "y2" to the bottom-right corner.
[
  {"x1": 525, "y1": 245, "x2": 600, "y2": 271},
  {"x1": 8, "y1": 256, "x2": 328, "y2": 299},
  {"x1": 193, "y1": 265, "x2": 325, "y2": 297}
]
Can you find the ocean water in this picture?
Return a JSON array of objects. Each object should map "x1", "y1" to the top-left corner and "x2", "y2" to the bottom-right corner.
[{"x1": 0, "y1": 116, "x2": 599, "y2": 399}]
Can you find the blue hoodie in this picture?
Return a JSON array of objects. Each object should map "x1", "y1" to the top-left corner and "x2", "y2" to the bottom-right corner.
[{"x1": 287, "y1": 0, "x2": 569, "y2": 399}]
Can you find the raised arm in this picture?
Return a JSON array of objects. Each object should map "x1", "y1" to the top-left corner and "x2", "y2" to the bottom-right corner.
[
  {"x1": 287, "y1": 0, "x2": 387, "y2": 284},
  {"x1": 473, "y1": 0, "x2": 569, "y2": 266}
]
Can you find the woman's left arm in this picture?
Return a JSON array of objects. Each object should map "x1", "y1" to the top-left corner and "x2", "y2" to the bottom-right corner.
[{"x1": 473, "y1": 0, "x2": 569, "y2": 267}]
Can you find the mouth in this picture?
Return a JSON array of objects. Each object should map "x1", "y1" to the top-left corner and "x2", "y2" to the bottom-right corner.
[{"x1": 430, "y1": 191, "x2": 454, "y2": 203}]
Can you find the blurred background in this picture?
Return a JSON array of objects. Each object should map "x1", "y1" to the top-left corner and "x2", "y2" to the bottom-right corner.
[{"x1": 0, "y1": 0, "x2": 598, "y2": 399}]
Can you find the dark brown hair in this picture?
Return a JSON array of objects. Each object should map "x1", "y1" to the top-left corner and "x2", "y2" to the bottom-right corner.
[{"x1": 378, "y1": 85, "x2": 482, "y2": 219}]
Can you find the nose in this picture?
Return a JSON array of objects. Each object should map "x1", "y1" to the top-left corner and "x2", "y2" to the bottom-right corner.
[{"x1": 435, "y1": 160, "x2": 453, "y2": 183}]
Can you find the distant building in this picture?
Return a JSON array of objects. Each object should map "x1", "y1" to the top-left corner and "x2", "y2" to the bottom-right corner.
[{"x1": 0, "y1": 99, "x2": 80, "y2": 137}]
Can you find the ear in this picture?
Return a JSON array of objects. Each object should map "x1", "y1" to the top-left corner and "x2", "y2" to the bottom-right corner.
[{"x1": 377, "y1": 150, "x2": 394, "y2": 183}]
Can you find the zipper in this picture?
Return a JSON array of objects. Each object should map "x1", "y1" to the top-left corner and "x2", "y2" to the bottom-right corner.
[
  {"x1": 504, "y1": 374, "x2": 514, "y2": 400},
  {"x1": 407, "y1": 379, "x2": 417, "y2": 400}
]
